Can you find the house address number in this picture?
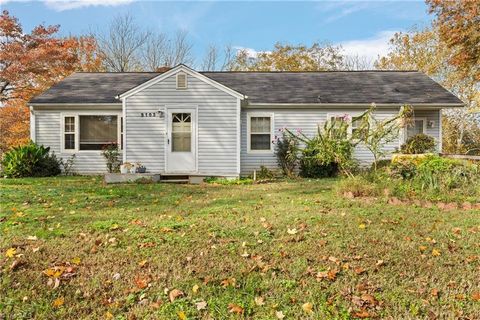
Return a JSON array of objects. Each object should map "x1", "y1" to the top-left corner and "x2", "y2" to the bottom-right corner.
[{"x1": 140, "y1": 112, "x2": 157, "y2": 117}]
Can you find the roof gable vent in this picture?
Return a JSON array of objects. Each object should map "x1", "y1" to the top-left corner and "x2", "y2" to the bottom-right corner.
[{"x1": 176, "y1": 72, "x2": 188, "y2": 89}]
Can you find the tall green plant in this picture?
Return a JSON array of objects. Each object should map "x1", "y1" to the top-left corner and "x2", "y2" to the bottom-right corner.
[
  {"x1": 286, "y1": 116, "x2": 356, "y2": 177},
  {"x1": 353, "y1": 104, "x2": 413, "y2": 171},
  {"x1": 274, "y1": 129, "x2": 298, "y2": 177}
]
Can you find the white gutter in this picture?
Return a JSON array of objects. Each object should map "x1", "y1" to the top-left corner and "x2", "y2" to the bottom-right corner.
[
  {"x1": 244, "y1": 102, "x2": 464, "y2": 108},
  {"x1": 29, "y1": 103, "x2": 121, "y2": 107}
]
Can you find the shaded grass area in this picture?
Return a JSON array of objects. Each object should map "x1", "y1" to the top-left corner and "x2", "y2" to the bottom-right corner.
[{"x1": 1, "y1": 176, "x2": 479, "y2": 319}]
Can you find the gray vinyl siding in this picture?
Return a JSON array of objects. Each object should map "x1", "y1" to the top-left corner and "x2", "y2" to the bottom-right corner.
[
  {"x1": 34, "y1": 109, "x2": 119, "y2": 174},
  {"x1": 240, "y1": 108, "x2": 441, "y2": 176},
  {"x1": 125, "y1": 73, "x2": 239, "y2": 175}
]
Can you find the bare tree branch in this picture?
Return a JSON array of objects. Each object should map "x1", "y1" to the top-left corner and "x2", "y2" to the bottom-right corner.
[{"x1": 95, "y1": 14, "x2": 150, "y2": 72}]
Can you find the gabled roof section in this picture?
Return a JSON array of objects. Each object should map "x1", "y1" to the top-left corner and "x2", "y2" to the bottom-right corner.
[{"x1": 118, "y1": 64, "x2": 245, "y2": 100}]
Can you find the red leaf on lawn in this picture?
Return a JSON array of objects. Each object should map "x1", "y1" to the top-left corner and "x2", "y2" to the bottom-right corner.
[
  {"x1": 135, "y1": 276, "x2": 150, "y2": 289},
  {"x1": 228, "y1": 303, "x2": 244, "y2": 314},
  {"x1": 353, "y1": 310, "x2": 371, "y2": 318}
]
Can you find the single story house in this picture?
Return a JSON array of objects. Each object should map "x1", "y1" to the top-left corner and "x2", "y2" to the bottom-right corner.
[{"x1": 29, "y1": 64, "x2": 463, "y2": 177}]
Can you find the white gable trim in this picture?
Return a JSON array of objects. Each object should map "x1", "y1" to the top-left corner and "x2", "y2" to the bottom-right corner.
[{"x1": 118, "y1": 64, "x2": 245, "y2": 100}]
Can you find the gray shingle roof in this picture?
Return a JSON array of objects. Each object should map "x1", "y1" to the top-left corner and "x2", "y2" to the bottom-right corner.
[
  {"x1": 30, "y1": 72, "x2": 160, "y2": 104},
  {"x1": 30, "y1": 71, "x2": 463, "y2": 105}
]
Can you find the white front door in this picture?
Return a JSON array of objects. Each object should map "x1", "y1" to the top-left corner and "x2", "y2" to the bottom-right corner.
[{"x1": 166, "y1": 108, "x2": 196, "y2": 173}]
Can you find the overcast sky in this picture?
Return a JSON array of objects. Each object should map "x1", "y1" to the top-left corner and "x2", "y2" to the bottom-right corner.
[{"x1": 1, "y1": 0, "x2": 433, "y2": 66}]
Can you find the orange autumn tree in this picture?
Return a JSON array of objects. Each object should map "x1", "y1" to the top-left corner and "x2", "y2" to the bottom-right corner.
[
  {"x1": 0, "y1": 10, "x2": 103, "y2": 153},
  {"x1": 427, "y1": 0, "x2": 480, "y2": 80}
]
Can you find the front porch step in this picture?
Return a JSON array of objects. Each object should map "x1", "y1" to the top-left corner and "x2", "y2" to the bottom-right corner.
[{"x1": 160, "y1": 175, "x2": 189, "y2": 183}]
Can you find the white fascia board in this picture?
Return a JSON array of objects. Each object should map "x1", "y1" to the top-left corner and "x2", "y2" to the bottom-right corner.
[{"x1": 118, "y1": 64, "x2": 245, "y2": 100}]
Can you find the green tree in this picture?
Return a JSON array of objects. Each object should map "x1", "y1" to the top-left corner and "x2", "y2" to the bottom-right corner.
[{"x1": 230, "y1": 42, "x2": 344, "y2": 71}]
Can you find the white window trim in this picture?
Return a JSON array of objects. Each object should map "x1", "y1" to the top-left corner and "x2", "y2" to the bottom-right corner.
[
  {"x1": 176, "y1": 72, "x2": 188, "y2": 90},
  {"x1": 61, "y1": 114, "x2": 78, "y2": 153},
  {"x1": 247, "y1": 112, "x2": 274, "y2": 154},
  {"x1": 60, "y1": 111, "x2": 122, "y2": 153},
  {"x1": 403, "y1": 117, "x2": 427, "y2": 143}
]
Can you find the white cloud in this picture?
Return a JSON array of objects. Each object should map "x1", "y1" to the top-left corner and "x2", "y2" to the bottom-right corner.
[
  {"x1": 43, "y1": 0, "x2": 133, "y2": 11},
  {"x1": 338, "y1": 30, "x2": 397, "y2": 62},
  {"x1": 233, "y1": 46, "x2": 271, "y2": 59}
]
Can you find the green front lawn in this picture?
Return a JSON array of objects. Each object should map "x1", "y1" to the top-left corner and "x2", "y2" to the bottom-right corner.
[{"x1": 1, "y1": 176, "x2": 479, "y2": 319}]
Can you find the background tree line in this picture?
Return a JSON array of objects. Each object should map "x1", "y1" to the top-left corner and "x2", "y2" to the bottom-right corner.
[{"x1": 1, "y1": 0, "x2": 478, "y2": 154}]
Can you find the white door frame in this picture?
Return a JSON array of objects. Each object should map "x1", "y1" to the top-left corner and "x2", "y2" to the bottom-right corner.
[{"x1": 164, "y1": 106, "x2": 198, "y2": 173}]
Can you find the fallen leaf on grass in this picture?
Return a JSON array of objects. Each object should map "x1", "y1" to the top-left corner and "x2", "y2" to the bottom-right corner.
[
  {"x1": 287, "y1": 228, "x2": 298, "y2": 235},
  {"x1": 254, "y1": 296, "x2": 265, "y2": 306},
  {"x1": 275, "y1": 311, "x2": 285, "y2": 319},
  {"x1": 135, "y1": 276, "x2": 150, "y2": 290},
  {"x1": 431, "y1": 288, "x2": 439, "y2": 299},
  {"x1": 432, "y1": 249, "x2": 441, "y2": 257},
  {"x1": 354, "y1": 267, "x2": 366, "y2": 275},
  {"x1": 361, "y1": 294, "x2": 377, "y2": 306},
  {"x1": 192, "y1": 284, "x2": 199, "y2": 294},
  {"x1": 195, "y1": 300, "x2": 207, "y2": 310},
  {"x1": 228, "y1": 303, "x2": 244, "y2": 314},
  {"x1": 52, "y1": 297, "x2": 64, "y2": 307},
  {"x1": 105, "y1": 311, "x2": 114, "y2": 319},
  {"x1": 10, "y1": 259, "x2": 25, "y2": 271},
  {"x1": 5, "y1": 248, "x2": 16, "y2": 258},
  {"x1": 471, "y1": 292, "x2": 480, "y2": 301},
  {"x1": 358, "y1": 223, "x2": 366, "y2": 229},
  {"x1": 71, "y1": 257, "x2": 81, "y2": 265},
  {"x1": 353, "y1": 310, "x2": 371, "y2": 318},
  {"x1": 169, "y1": 289, "x2": 184, "y2": 302},
  {"x1": 177, "y1": 311, "x2": 187, "y2": 320},
  {"x1": 375, "y1": 260, "x2": 385, "y2": 267},
  {"x1": 221, "y1": 278, "x2": 236, "y2": 288},
  {"x1": 302, "y1": 302, "x2": 313, "y2": 314},
  {"x1": 317, "y1": 269, "x2": 339, "y2": 281}
]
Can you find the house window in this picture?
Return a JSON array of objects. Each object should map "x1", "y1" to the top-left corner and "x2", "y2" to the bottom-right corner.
[
  {"x1": 64, "y1": 116, "x2": 75, "y2": 150},
  {"x1": 248, "y1": 114, "x2": 273, "y2": 152},
  {"x1": 176, "y1": 73, "x2": 187, "y2": 89},
  {"x1": 79, "y1": 115, "x2": 118, "y2": 150},
  {"x1": 406, "y1": 118, "x2": 426, "y2": 139},
  {"x1": 327, "y1": 113, "x2": 353, "y2": 138}
]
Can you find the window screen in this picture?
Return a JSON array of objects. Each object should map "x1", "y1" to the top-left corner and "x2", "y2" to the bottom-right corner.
[
  {"x1": 79, "y1": 115, "x2": 118, "y2": 150},
  {"x1": 171, "y1": 113, "x2": 191, "y2": 152},
  {"x1": 250, "y1": 116, "x2": 271, "y2": 151}
]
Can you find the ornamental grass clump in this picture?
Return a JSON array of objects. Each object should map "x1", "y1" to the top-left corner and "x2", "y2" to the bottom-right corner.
[
  {"x1": 286, "y1": 115, "x2": 356, "y2": 178},
  {"x1": 274, "y1": 129, "x2": 298, "y2": 177}
]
